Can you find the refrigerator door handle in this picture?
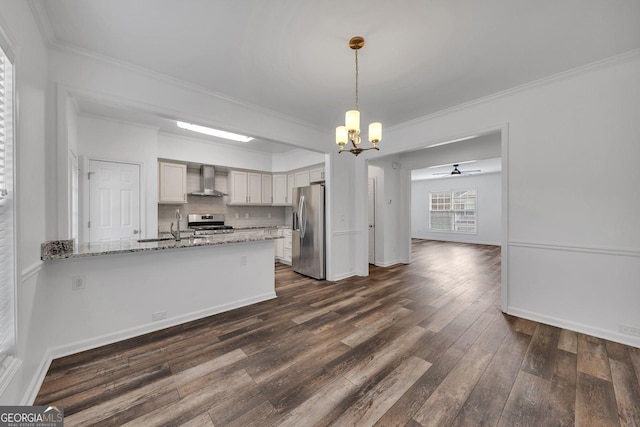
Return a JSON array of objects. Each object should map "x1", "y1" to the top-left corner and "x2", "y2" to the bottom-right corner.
[{"x1": 300, "y1": 195, "x2": 306, "y2": 239}]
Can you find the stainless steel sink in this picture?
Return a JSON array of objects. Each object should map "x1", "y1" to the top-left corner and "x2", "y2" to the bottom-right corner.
[{"x1": 137, "y1": 237, "x2": 174, "y2": 243}]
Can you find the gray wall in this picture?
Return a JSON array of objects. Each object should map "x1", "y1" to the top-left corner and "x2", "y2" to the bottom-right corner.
[{"x1": 411, "y1": 172, "x2": 501, "y2": 245}]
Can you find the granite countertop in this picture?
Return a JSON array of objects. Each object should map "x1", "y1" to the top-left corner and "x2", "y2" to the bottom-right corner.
[{"x1": 41, "y1": 230, "x2": 283, "y2": 261}]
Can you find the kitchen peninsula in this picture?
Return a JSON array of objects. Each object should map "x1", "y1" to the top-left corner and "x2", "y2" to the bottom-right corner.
[{"x1": 38, "y1": 232, "x2": 281, "y2": 364}]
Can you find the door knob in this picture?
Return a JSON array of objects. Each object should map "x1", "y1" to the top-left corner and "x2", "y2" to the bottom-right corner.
[{"x1": 133, "y1": 229, "x2": 139, "y2": 234}]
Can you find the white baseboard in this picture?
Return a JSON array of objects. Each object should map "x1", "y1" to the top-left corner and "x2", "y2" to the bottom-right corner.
[
  {"x1": 20, "y1": 291, "x2": 277, "y2": 404},
  {"x1": 375, "y1": 259, "x2": 405, "y2": 268},
  {"x1": 412, "y1": 237, "x2": 501, "y2": 246},
  {"x1": 0, "y1": 356, "x2": 22, "y2": 399},
  {"x1": 21, "y1": 354, "x2": 52, "y2": 405},
  {"x1": 331, "y1": 271, "x2": 356, "y2": 282},
  {"x1": 507, "y1": 306, "x2": 640, "y2": 349}
]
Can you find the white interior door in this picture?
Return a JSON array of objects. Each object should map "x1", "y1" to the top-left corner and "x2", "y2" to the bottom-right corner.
[
  {"x1": 368, "y1": 177, "x2": 376, "y2": 264},
  {"x1": 89, "y1": 160, "x2": 141, "y2": 242}
]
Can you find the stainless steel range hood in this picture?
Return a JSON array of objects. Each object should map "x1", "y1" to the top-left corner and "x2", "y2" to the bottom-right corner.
[{"x1": 191, "y1": 165, "x2": 227, "y2": 197}]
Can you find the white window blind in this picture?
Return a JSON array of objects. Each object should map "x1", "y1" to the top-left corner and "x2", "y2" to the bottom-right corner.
[
  {"x1": 429, "y1": 189, "x2": 477, "y2": 233},
  {"x1": 0, "y1": 43, "x2": 16, "y2": 373}
]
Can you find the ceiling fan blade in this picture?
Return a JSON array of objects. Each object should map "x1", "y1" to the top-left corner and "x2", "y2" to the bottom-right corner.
[
  {"x1": 461, "y1": 169, "x2": 481, "y2": 173},
  {"x1": 432, "y1": 172, "x2": 450, "y2": 175}
]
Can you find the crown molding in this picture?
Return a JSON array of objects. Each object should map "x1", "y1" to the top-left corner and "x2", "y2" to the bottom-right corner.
[
  {"x1": 26, "y1": 0, "x2": 55, "y2": 46},
  {"x1": 78, "y1": 111, "x2": 161, "y2": 132},
  {"x1": 393, "y1": 48, "x2": 640, "y2": 131}
]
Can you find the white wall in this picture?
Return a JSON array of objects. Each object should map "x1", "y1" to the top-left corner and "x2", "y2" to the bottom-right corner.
[
  {"x1": 0, "y1": 0, "x2": 49, "y2": 405},
  {"x1": 361, "y1": 51, "x2": 640, "y2": 347},
  {"x1": 327, "y1": 151, "x2": 358, "y2": 280},
  {"x1": 77, "y1": 115, "x2": 159, "y2": 239},
  {"x1": 158, "y1": 132, "x2": 274, "y2": 172},
  {"x1": 412, "y1": 173, "x2": 502, "y2": 245},
  {"x1": 272, "y1": 149, "x2": 325, "y2": 172},
  {"x1": 368, "y1": 157, "x2": 405, "y2": 267}
]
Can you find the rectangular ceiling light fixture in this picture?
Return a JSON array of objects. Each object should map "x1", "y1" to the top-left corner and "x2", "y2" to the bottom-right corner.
[
  {"x1": 426, "y1": 135, "x2": 478, "y2": 148},
  {"x1": 177, "y1": 121, "x2": 254, "y2": 142}
]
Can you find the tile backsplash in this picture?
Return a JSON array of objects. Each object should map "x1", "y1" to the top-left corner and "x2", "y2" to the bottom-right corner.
[{"x1": 158, "y1": 168, "x2": 292, "y2": 232}]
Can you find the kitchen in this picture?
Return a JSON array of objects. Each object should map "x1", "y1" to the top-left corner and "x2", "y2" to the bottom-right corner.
[{"x1": 35, "y1": 109, "x2": 331, "y2": 378}]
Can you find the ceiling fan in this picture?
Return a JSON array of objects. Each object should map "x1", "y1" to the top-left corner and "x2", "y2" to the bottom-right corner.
[{"x1": 433, "y1": 164, "x2": 481, "y2": 176}]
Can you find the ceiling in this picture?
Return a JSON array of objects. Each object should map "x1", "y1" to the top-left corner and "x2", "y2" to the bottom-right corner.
[{"x1": 34, "y1": 0, "x2": 640, "y2": 148}]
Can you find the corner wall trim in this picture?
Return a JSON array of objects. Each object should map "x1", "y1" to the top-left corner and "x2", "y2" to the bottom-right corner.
[{"x1": 21, "y1": 261, "x2": 43, "y2": 282}]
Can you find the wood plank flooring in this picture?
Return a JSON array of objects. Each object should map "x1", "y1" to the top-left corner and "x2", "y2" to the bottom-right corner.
[{"x1": 35, "y1": 239, "x2": 640, "y2": 426}]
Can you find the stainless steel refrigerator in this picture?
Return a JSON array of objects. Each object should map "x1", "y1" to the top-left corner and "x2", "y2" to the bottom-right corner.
[{"x1": 292, "y1": 184, "x2": 325, "y2": 279}]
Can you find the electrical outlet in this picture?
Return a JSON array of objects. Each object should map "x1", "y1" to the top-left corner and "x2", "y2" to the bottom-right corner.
[
  {"x1": 240, "y1": 255, "x2": 248, "y2": 266},
  {"x1": 619, "y1": 324, "x2": 640, "y2": 337},
  {"x1": 244, "y1": 213, "x2": 249, "y2": 219},
  {"x1": 71, "y1": 275, "x2": 86, "y2": 290},
  {"x1": 267, "y1": 212, "x2": 272, "y2": 218},
  {"x1": 235, "y1": 213, "x2": 239, "y2": 219},
  {"x1": 152, "y1": 311, "x2": 167, "y2": 322}
]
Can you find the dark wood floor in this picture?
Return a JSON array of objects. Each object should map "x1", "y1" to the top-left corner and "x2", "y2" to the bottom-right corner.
[{"x1": 35, "y1": 240, "x2": 640, "y2": 426}]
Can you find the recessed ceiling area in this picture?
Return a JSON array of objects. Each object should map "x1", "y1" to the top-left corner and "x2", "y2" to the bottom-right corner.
[{"x1": 74, "y1": 96, "x2": 303, "y2": 154}]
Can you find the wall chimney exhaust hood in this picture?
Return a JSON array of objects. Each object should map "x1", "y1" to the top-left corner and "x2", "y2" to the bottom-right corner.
[{"x1": 191, "y1": 165, "x2": 227, "y2": 197}]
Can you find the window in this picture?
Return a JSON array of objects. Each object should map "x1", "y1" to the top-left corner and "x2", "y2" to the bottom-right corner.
[
  {"x1": 0, "y1": 41, "x2": 16, "y2": 382},
  {"x1": 429, "y1": 189, "x2": 477, "y2": 233}
]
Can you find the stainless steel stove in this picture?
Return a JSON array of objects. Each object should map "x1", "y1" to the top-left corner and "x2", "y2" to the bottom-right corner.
[{"x1": 187, "y1": 214, "x2": 234, "y2": 235}]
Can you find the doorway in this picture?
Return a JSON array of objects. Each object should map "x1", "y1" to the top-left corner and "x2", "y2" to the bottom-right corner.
[
  {"x1": 368, "y1": 177, "x2": 376, "y2": 264},
  {"x1": 88, "y1": 159, "x2": 141, "y2": 242}
]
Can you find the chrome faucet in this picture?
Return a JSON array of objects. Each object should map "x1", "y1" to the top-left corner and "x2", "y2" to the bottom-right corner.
[{"x1": 170, "y1": 209, "x2": 182, "y2": 241}]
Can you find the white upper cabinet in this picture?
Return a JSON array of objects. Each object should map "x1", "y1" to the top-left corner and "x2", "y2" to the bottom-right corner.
[
  {"x1": 310, "y1": 166, "x2": 325, "y2": 183},
  {"x1": 272, "y1": 174, "x2": 287, "y2": 205},
  {"x1": 228, "y1": 170, "x2": 264, "y2": 205},
  {"x1": 247, "y1": 172, "x2": 262, "y2": 204},
  {"x1": 158, "y1": 161, "x2": 187, "y2": 204},
  {"x1": 294, "y1": 170, "x2": 310, "y2": 188},
  {"x1": 287, "y1": 173, "x2": 295, "y2": 205},
  {"x1": 228, "y1": 170, "x2": 249, "y2": 204},
  {"x1": 261, "y1": 174, "x2": 273, "y2": 205}
]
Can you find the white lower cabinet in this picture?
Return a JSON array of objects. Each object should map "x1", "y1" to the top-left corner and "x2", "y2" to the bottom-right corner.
[
  {"x1": 282, "y1": 229, "x2": 292, "y2": 264},
  {"x1": 274, "y1": 236, "x2": 284, "y2": 259},
  {"x1": 275, "y1": 229, "x2": 292, "y2": 264}
]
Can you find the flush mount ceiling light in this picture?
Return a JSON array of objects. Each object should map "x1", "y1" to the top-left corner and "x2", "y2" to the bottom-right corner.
[
  {"x1": 177, "y1": 121, "x2": 254, "y2": 142},
  {"x1": 335, "y1": 36, "x2": 382, "y2": 156},
  {"x1": 426, "y1": 135, "x2": 478, "y2": 149}
]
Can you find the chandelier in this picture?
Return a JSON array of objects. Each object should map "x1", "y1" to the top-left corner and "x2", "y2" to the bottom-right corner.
[{"x1": 336, "y1": 36, "x2": 382, "y2": 156}]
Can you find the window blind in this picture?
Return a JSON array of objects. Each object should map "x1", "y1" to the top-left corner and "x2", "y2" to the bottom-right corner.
[
  {"x1": 0, "y1": 44, "x2": 16, "y2": 372},
  {"x1": 429, "y1": 189, "x2": 477, "y2": 233}
]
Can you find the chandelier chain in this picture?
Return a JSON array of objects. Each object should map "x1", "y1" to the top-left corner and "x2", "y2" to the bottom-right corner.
[{"x1": 354, "y1": 47, "x2": 359, "y2": 111}]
